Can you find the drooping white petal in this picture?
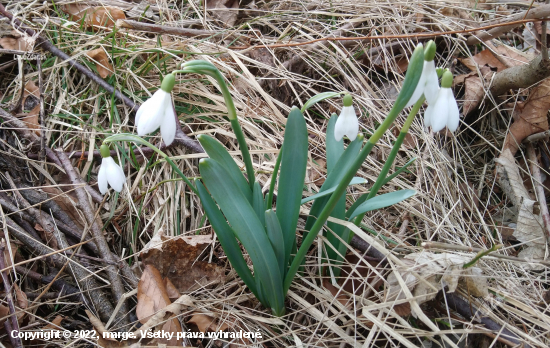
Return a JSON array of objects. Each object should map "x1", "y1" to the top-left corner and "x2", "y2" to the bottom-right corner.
[
  {"x1": 430, "y1": 88, "x2": 451, "y2": 133},
  {"x1": 446, "y1": 91, "x2": 460, "y2": 132},
  {"x1": 405, "y1": 64, "x2": 427, "y2": 108},
  {"x1": 423, "y1": 60, "x2": 440, "y2": 104},
  {"x1": 97, "y1": 159, "x2": 109, "y2": 194},
  {"x1": 424, "y1": 103, "x2": 434, "y2": 129},
  {"x1": 160, "y1": 96, "x2": 177, "y2": 146},
  {"x1": 103, "y1": 157, "x2": 125, "y2": 192},
  {"x1": 137, "y1": 90, "x2": 169, "y2": 136},
  {"x1": 135, "y1": 102, "x2": 145, "y2": 127},
  {"x1": 334, "y1": 106, "x2": 359, "y2": 141}
]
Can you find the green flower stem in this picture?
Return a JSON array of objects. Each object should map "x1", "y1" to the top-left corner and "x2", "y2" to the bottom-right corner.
[
  {"x1": 230, "y1": 118, "x2": 256, "y2": 189},
  {"x1": 463, "y1": 244, "x2": 502, "y2": 269},
  {"x1": 266, "y1": 147, "x2": 283, "y2": 210},
  {"x1": 104, "y1": 134, "x2": 198, "y2": 195},
  {"x1": 173, "y1": 65, "x2": 256, "y2": 189},
  {"x1": 352, "y1": 96, "x2": 425, "y2": 226}
]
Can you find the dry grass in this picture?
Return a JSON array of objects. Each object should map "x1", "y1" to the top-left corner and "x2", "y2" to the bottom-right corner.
[{"x1": 0, "y1": 0, "x2": 549, "y2": 347}]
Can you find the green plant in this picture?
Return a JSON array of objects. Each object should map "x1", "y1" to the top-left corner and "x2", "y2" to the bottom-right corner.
[{"x1": 102, "y1": 41, "x2": 456, "y2": 316}]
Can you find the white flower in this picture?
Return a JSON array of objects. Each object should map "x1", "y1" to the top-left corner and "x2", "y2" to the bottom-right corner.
[
  {"x1": 424, "y1": 87, "x2": 460, "y2": 133},
  {"x1": 334, "y1": 105, "x2": 359, "y2": 141},
  {"x1": 334, "y1": 94, "x2": 358, "y2": 141},
  {"x1": 406, "y1": 60, "x2": 440, "y2": 107},
  {"x1": 98, "y1": 156, "x2": 126, "y2": 194},
  {"x1": 135, "y1": 89, "x2": 177, "y2": 146}
]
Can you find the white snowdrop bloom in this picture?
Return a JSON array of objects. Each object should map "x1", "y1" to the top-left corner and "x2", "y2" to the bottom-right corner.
[
  {"x1": 135, "y1": 74, "x2": 177, "y2": 146},
  {"x1": 405, "y1": 41, "x2": 440, "y2": 107},
  {"x1": 334, "y1": 94, "x2": 359, "y2": 141},
  {"x1": 98, "y1": 145, "x2": 126, "y2": 194},
  {"x1": 424, "y1": 71, "x2": 460, "y2": 133}
]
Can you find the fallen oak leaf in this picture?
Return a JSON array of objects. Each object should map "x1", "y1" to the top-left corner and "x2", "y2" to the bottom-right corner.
[
  {"x1": 140, "y1": 234, "x2": 224, "y2": 292},
  {"x1": 136, "y1": 265, "x2": 183, "y2": 346},
  {"x1": 188, "y1": 313, "x2": 229, "y2": 333},
  {"x1": 136, "y1": 264, "x2": 171, "y2": 324},
  {"x1": 62, "y1": 4, "x2": 126, "y2": 30},
  {"x1": 86, "y1": 48, "x2": 113, "y2": 78},
  {"x1": 206, "y1": 0, "x2": 239, "y2": 27},
  {"x1": 0, "y1": 30, "x2": 34, "y2": 51},
  {"x1": 503, "y1": 78, "x2": 550, "y2": 154}
]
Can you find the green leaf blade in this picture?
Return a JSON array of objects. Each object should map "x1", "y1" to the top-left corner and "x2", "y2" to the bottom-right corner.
[
  {"x1": 265, "y1": 209, "x2": 286, "y2": 277},
  {"x1": 198, "y1": 134, "x2": 252, "y2": 202},
  {"x1": 199, "y1": 158, "x2": 285, "y2": 315},
  {"x1": 348, "y1": 190, "x2": 416, "y2": 220},
  {"x1": 196, "y1": 180, "x2": 257, "y2": 297},
  {"x1": 276, "y1": 107, "x2": 309, "y2": 269},
  {"x1": 301, "y1": 92, "x2": 343, "y2": 113}
]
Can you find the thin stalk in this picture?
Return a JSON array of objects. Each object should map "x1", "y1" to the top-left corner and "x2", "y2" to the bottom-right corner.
[
  {"x1": 266, "y1": 147, "x2": 283, "y2": 210},
  {"x1": 352, "y1": 96, "x2": 424, "y2": 226},
  {"x1": 104, "y1": 134, "x2": 198, "y2": 195},
  {"x1": 174, "y1": 67, "x2": 255, "y2": 188}
]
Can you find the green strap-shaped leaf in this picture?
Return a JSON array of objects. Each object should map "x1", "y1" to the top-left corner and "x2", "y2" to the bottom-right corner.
[
  {"x1": 196, "y1": 180, "x2": 258, "y2": 297},
  {"x1": 347, "y1": 190, "x2": 416, "y2": 220},
  {"x1": 200, "y1": 158, "x2": 285, "y2": 315},
  {"x1": 301, "y1": 92, "x2": 343, "y2": 113},
  {"x1": 304, "y1": 136, "x2": 363, "y2": 231},
  {"x1": 198, "y1": 134, "x2": 252, "y2": 202},
  {"x1": 276, "y1": 107, "x2": 308, "y2": 269},
  {"x1": 382, "y1": 157, "x2": 417, "y2": 186},
  {"x1": 252, "y1": 182, "x2": 265, "y2": 227},
  {"x1": 301, "y1": 177, "x2": 367, "y2": 205},
  {"x1": 345, "y1": 157, "x2": 417, "y2": 219},
  {"x1": 265, "y1": 209, "x2": 286, "y2": 277}
]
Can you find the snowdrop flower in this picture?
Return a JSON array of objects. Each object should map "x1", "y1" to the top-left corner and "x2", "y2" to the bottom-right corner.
[
  {"x1": 334, "y1": 94, "x2": 359, "y2": 141},
  {"x1": 405, "y1": 41, "x2": 440, "y2": 107},
  {"x1": 98, "y1": 144, "x2": 126, "y2": 194},
  {"x1": 135, "y1": 74, "x2": 177, "y2": 146},
  {"x1": 424, "y1": 71, "x2": 460, "y2": 133}
]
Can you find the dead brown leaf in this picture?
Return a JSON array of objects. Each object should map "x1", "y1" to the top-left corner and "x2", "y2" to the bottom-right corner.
[
  {"x1": 141, "y1": 234, "x2": 224, "y2": 292},
  {"x1": 461, "y1": 49, "x2": 506, "y2": 72},
  {"x1": 34, "y1": 223, "x2": 59, "y2": 249},
  {"x1": 462, "y1": 74, "x2": 485, "y2": 116},
  {"x1": 503, "y1": 78, "x2": 550, "y2": 154},
  {"x1": 0, "y1": 30, "x2": 34, "y2": 51},
  {"x1": 62, "y1": 4, "x2": 126, "y2": 30},
  {"x1": 206, "y1": 0, "x2": 239, "y2": 27},
  {"x1": 136, "y1": 265, "x2": 183, "y2": 346},
  {"x1": 392, "y1": 127, "x2": 416, "y2": 149},
  {"x1": 15, "y1": 81, "x2": 41, "y2": 134},
  {"x1": 310, "y1": 158, "x2": 326, "y2": 185},
  {"x1": 394, "y1": 55, "x2": 409, "y2": 74},
  {"x1": 86, "y1": 48, "x2": 113, "y2": 78},
  {"x1": 136, "y1": 265, "x2": 171, "y2": 323},
  {"x1": 188, "y1": 313, "x2": 229, "y2": 333},
  {"x1": 164, "y1": 277, "x2": 179, "y2": 300},
  {"x1": 43, "y1": 315, "x2": 64, "y2": 330},
  {"x1": 40, "y1": 186, "x2": 83, "y2": 228}
]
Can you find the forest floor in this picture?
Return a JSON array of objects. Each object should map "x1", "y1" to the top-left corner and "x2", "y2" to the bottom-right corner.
[{"x1": 0, "y1": 0, "x2": 549, "y2": 347}]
